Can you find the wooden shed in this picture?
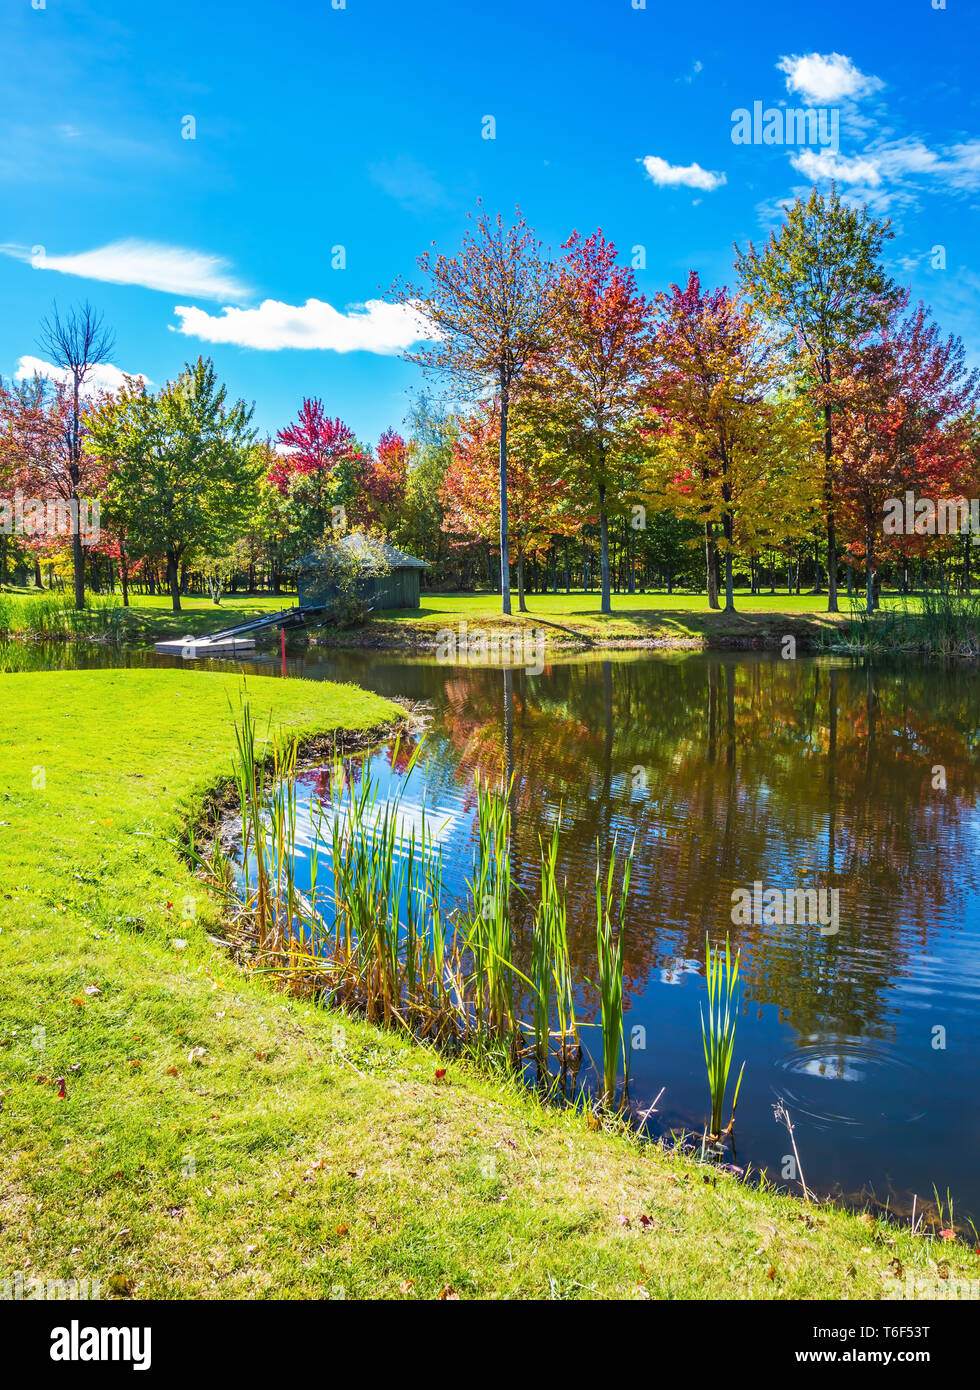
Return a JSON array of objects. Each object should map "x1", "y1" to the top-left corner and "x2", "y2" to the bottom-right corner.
[{"x1": 294, "y1": 533, "x2": 428, "y2": 613}]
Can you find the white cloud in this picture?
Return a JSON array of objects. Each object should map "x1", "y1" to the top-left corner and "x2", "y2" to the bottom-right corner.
[
  {"x1": 640, "y1": 155, "x2": 726, "y2": 191},
  {"x1": 790, "y1": 138, "x2": 980, "y2": 198},
  {"x1": 0, "y1": 239, "x2": 250, "y2": 301},
  {"x1": 777, "y1": 53, "x2": 883, "y2": 105},
  {"x1": 790, "y1": 149, "x2": 887, "y2": 187},
  {"x1": 15, "y1": 355, "x2": 149, "y2": 395},
  {"x1": 172, "y1": 296, "x2": 436, "y2": 353}
]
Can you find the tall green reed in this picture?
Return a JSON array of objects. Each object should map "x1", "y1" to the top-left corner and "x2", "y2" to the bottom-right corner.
[
  {"x1": 7, "y1": 590, "x2": 125, "y2": 642},
  {"x1": 217, "y1": 707, "x2": 675, "y2": 1123},
  {"x1": 464, "y1": 772, "x2": 516, "y2": 1048},
  {"x1": 529, "y1": 817, "x2": 578, "y2": 1083},
  {"x1": 594, "y1": 839, "x2": 633, "y2": 1109},
  {"x1": 701, "y1": 934, "x2": 745, "y2": 1138}
]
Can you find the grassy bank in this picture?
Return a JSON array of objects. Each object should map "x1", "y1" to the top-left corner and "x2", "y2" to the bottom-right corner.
[
  {"x1": 329, "y1": 591, "x2": 921, "y2": 654},
  {"x1": 821, "y1": 590, "x2": 980, "y2": 658},
  {"x1": 0, "y1": 588, "x2": 293, "y2": 644},
  {"x1": 2, "y1": 667, "x2": 975, "y2": 1299},
  {"x1": 7, "y1": 586, "x2": 972, "y2": 658}
]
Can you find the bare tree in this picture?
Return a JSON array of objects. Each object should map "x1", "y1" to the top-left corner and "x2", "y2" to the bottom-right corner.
[
  {"x1": 39, "y1": 301, "x2": 115, "y2": 609},
  {"x1": 396, "y1": 209, "x2": 554, "y2": 615}
]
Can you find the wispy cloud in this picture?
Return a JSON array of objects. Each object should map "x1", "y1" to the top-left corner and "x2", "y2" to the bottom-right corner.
[
  {"x1": 368, "y1": 156, "x2": 450, "y2": 213},
  {"x1": 776, "y1": 52, "x2": 883, "y2": 105},
  {"x1": 639, "y1": 155, "x2": 725, "y2": 192},
  {"x1": 172, "y1": 297, "x2": 435, "y2": 353},
  {"x1": 15, "y1": 355, "x2": 149, "y2": 395},
  {"x1": 0, "y1": 239, "x2": 250, "y2": 302},
  {"x1": 790, "y1": 138, "x2": 980, "y2": 206}
]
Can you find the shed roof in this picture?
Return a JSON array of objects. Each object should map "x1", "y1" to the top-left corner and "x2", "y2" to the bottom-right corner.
[{"x1": 294, "y1": 532, "x2": 428, "y2": 573}]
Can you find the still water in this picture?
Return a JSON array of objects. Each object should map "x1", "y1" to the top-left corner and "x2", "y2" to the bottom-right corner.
[{"x1": 10, "y1": 639, "x2": 980, "y2": 1217}]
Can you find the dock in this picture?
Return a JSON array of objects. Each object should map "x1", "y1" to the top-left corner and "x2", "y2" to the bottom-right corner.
[{"x1": 153, "y1": 604, "x2": 323, "y2": 658}]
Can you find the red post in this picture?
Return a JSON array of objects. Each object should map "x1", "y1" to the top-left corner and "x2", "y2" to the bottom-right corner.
[{"x1": 281, "y1": 626, "x2": 286, "y2": 678}]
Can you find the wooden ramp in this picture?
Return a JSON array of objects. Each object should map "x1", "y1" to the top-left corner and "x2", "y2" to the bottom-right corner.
[{"x1": 153, "y1": 604, "x2": 323, "y2": 658}]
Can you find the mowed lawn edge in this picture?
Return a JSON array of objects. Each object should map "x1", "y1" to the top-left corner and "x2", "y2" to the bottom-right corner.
[
  {"x1": 1, "y1": 586, "x2": 912, "y2": 648},
  {"x1": 1, "y1": 668, "x2": 973, "y2": 1300}
]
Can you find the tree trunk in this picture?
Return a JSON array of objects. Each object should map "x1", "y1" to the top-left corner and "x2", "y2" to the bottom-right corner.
[
  {"x1": 721, "y1": 506, "x2": 736, "y2": 612},
  {"x1": 865, "y1": 517, "x2": 875, "y2": 616},
  {"x1": 167, "y1": 552, "x2": 182, "y2": 612},
  {"x1": 516, "y1": 549, "x2": 527, "y2": 612},
  {"x1": 705, "y1": 524, "x2": 720, "y2": 610},
  {"x1": 498, "y1": 376, "x2": 511, "y2": 615},
  {"x1": 598, "y1": 483, "x2": 611, "y2": 615},
  {"x1": 824, "y1": 400, "x2": 839, "y2": 613}
]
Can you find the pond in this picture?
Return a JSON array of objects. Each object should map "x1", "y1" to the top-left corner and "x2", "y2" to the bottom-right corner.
[{"x1": 9, "y1": 638, "x2": 980, "y2": 1220}]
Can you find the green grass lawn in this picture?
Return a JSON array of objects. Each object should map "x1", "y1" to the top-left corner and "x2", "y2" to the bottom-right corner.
[
  {"x1": 368, "y1": 589, "x2": 919, "y2": 646},
  {"x1": 1, "y1": 585, "x2": 922, "y2": 650},
  {"x1": 1, "y1": 666, "x2": 973, "y2": 1299}
]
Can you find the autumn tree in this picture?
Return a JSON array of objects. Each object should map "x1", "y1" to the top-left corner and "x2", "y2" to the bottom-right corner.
[
  {"x1": 536, "y1": 230, "x2": 655, "y2": 615},
  {"x1": 735, "y1": 188, "x2": 902, "y2": 612},
  {"x1": 833, "y1": 299, "x2": 979, "y2": 613},
  {"x1": 0, "y1": 373, "x2": 96, "y2": 588},
  {"x1": 271, "y1": 398, "x2": 364, "y2": 546},
  {"x1": 396, "y1": 207, "x2": 554, "y2": 614},
  {"x1": 441, "y1": 397, "x2": 575, "y2": 609},
  {"x1": 360, "y1": 428, "x2": 409, "y2": 539},
  {"x1": 651, "y1": 272, "x2": 820, "y2": 612}
]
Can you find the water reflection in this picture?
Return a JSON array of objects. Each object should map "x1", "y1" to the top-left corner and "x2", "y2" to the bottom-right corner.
[{"x1": 288, "y1": 648, "x2": 980, "y2": 1217}]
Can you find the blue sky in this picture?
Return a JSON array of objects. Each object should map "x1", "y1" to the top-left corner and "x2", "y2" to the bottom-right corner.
[{"x1": 1, "y1": 0, "x2": 977, "y2": 447}]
